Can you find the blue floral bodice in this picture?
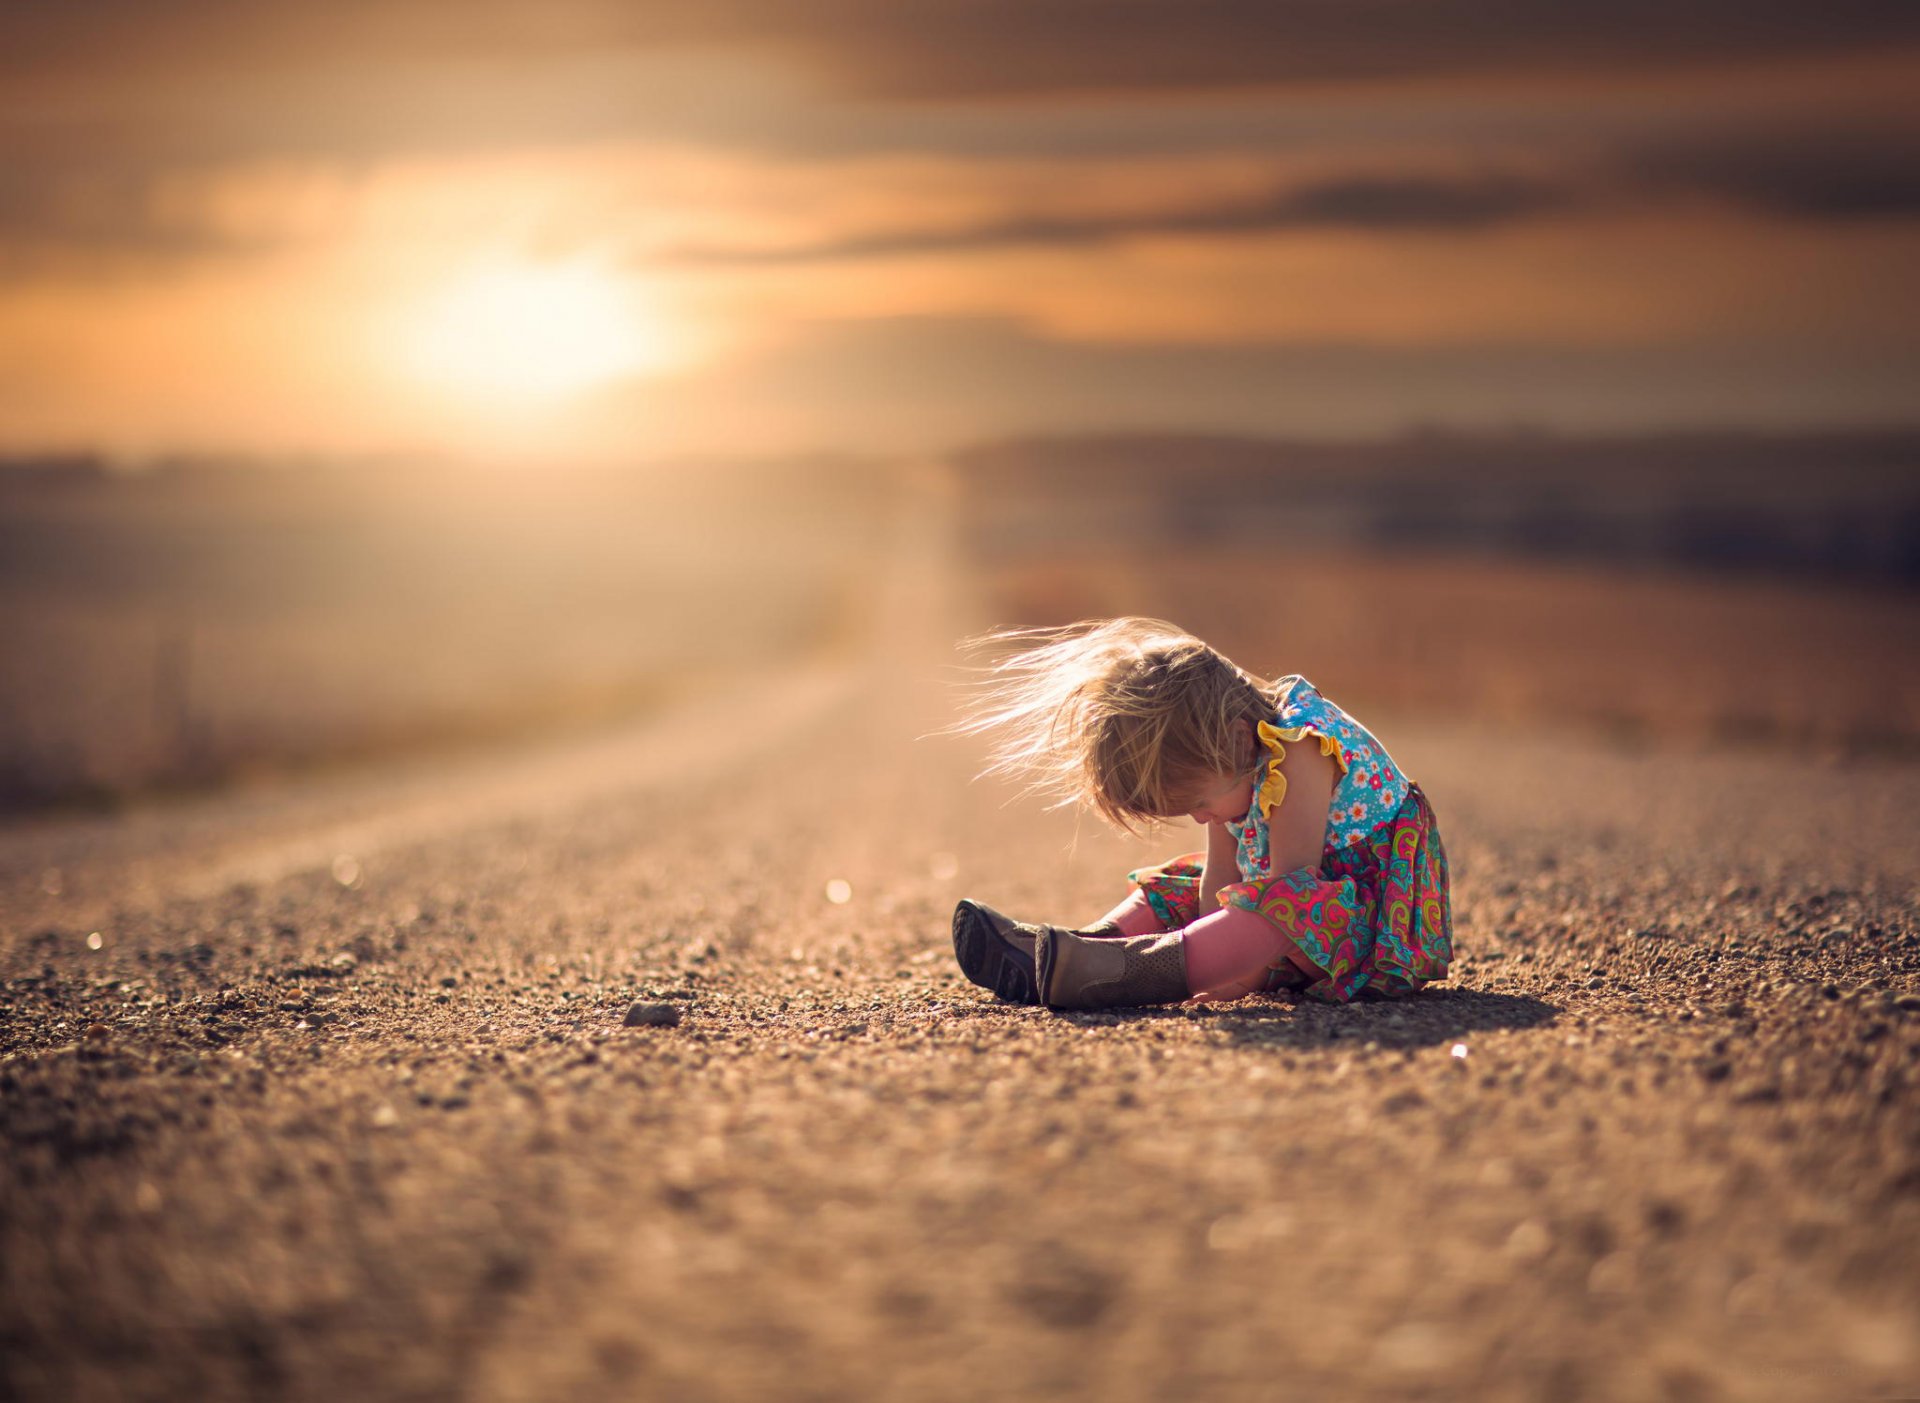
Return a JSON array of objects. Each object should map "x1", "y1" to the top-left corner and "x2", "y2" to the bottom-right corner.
[{"x1": 1227, "y1": 675, "x2": 1411, "y2": 880}]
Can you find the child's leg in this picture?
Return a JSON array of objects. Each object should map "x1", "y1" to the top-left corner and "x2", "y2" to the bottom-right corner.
[
  {"x1": 1112, "y1": 854, "x2": 1203, "y2": 935},
  {"x1": 1034, "y1": 904, "x2": 1313, "y2": 1011},
  {"x1": 1088, "y1": 888, "x2": 1164, "y2": 937},
  {"x1": 1180, "y1": 904, "x2": 1320, "y2": 999}
]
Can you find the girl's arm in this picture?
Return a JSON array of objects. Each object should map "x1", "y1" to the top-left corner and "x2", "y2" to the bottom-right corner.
[
  {"x1": 1267, "y1": 739, "x2": 1338, "y2": 876},
  {"x1": 1198, "y1": 817, "x2": 1239, "y2": 908}
]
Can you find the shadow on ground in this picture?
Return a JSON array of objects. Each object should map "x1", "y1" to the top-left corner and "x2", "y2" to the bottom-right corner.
[{"x1": 1049, "y1": 987, "x2": 1561, "y2": 1052}]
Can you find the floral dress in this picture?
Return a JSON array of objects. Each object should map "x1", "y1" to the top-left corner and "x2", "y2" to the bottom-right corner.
[{"x1": 1127, "y1": 675, "x2": 1452, "y2": 1002}]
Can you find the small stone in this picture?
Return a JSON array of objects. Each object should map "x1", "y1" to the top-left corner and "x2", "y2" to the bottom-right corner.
[
  {"x1": 83, "y1": 1023, "x2": 110, "y2": 1042},
  {"x1": 1588, "y1": 1251, "x2": 1635, "y2": 1297},
  {"x1": 1891, "y1": 993, "x2": 1920, "y2": 1014},
  {"x1": 1505, "y1": 1219, "x2": 1551, "y2": 1261},
  {"x1": 623, "y1": 1001, "x2": 682, "y2": 1029}
]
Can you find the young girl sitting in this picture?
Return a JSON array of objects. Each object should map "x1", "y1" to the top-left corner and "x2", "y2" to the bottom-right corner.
[{"x1": 950, "y1": 617, "x2": 1452, "y2": 1010}]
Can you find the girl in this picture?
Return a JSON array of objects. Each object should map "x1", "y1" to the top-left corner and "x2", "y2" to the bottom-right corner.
[{"x1": 949, "y1": 617, "x2": 1452, "y2": 1010}]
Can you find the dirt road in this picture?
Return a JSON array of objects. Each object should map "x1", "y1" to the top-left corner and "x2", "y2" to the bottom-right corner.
[{"x1": 3, "y1": 485, "x2": 1916, "y2": 1402}]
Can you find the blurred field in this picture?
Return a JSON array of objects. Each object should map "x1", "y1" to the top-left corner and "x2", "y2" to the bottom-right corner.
[{"x1": 0, "y1": 458, "x2": 896, "y2": 810}]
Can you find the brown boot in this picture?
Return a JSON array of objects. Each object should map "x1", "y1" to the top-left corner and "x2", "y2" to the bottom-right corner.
[
  {"x1": 952, "y1": 900, "x2": 1125, "y2": 1005},
  {"x1": 951, "y1": 899, "x2": 1046, "y2": 1004},
  {"x1": 1034, "y1": 927, "x2": 1189, "y2": 1010}
]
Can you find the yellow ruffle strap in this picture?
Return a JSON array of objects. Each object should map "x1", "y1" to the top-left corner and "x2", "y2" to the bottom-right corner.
[{"x1": 1254, "y1": 719, "x2": 1349, "y2": 819}]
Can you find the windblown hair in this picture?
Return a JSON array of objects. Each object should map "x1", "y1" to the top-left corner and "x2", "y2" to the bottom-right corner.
[{"x1": 953, "y1": 617, "x2": 1278, "y2": 833}]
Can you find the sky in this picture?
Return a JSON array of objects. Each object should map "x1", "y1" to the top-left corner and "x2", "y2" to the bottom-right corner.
[{"x1": 1, "y1": 1, "x2": 1916, "y2": 463}]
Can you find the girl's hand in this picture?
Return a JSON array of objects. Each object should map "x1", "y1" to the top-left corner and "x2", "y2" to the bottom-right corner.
[{"x1": 1183, "y1": 974, "x2": 1262, "y2": 1006}]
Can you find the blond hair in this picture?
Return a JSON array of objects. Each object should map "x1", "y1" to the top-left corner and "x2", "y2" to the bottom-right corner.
[{"x1": 953, "y1": 617, "x2": 1278, "y2": 833}]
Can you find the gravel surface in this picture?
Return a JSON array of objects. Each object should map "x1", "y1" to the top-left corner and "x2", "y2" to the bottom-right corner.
[{"x1": 2, "y1": 515, "x2": 1916, "y2": 1403}]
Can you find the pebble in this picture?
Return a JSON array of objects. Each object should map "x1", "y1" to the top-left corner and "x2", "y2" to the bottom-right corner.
[
  {"x1": 1505, "y1": 1219, "x2": 1551, "y2": 1260},
  {"x1": 623, "y1": 1001, "x2": 682, "y2": 1029}
]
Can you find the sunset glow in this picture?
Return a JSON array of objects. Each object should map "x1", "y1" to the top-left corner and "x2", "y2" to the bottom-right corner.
[
  {"x1": 0, "y1": 6, "x2": 1913, "y2": 459},
  {"x1": 397, "y1": 258, "x2": 669, "y2": 407}
]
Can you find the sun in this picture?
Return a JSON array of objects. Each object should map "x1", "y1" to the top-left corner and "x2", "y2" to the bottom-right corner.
[{"x1": 399, "y1": 256, "x2": 667, "y2": 406}]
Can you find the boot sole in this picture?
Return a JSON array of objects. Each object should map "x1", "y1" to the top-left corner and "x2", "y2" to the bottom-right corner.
[{"x1": 952, "y1": 900, "x2": 1039, "y2": 1005}]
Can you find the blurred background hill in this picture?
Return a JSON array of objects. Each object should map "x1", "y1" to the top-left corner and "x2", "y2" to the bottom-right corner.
[{"x1": 952, "y1": 428, "x2": 1920, "y2": 585}]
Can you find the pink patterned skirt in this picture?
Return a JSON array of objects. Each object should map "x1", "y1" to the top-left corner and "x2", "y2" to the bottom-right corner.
[{"x1": 1127, "y1": 783, "x2": 1453, "y2": 1003}]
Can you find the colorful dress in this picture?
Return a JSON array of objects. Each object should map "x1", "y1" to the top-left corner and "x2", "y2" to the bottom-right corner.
[{"x1": 1127, "y1": 675, "x2": 1452, "y2": 1003}]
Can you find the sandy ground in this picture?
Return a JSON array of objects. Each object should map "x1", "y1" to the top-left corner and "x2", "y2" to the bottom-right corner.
[{"x1": 2, "y1": 490, "x2": 1917, "y2": 1403}]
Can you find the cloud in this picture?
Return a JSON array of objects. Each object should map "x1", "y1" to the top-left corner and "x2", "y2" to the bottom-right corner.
[
  {"x1": 0, "y1": 5, "x2": 1911, "y2": 304},
  {"x1": 7, "y1": 119, "x2": 1916, "y2": 286},
  {"x1": 5, "y1": 1, "x2": 1915, "y2": 102},
  {"x1": 644, "y1": 125, "x2": 1920, "y2": 267},
  {"x1": 767, "y1": 0, "x2": 1920, "y2": 101},
  {"x1": 649, "y1": 173, "x2": 1580, "y2": 266},
  {"x1": 2, "y1": 1, "x2": 1916, "y2": 179},
  {"x1": 1624, "y1": 128, "x2": 1920, "y2": 220}
]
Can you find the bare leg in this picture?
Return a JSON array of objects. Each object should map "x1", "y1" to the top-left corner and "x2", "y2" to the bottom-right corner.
[
  {"x1": 1180, "y1": 904, "x2": 1319, "y2": 1001},
  {"x1": 1088, "y1": 888, "x2": 1164, "y2": 937}
]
